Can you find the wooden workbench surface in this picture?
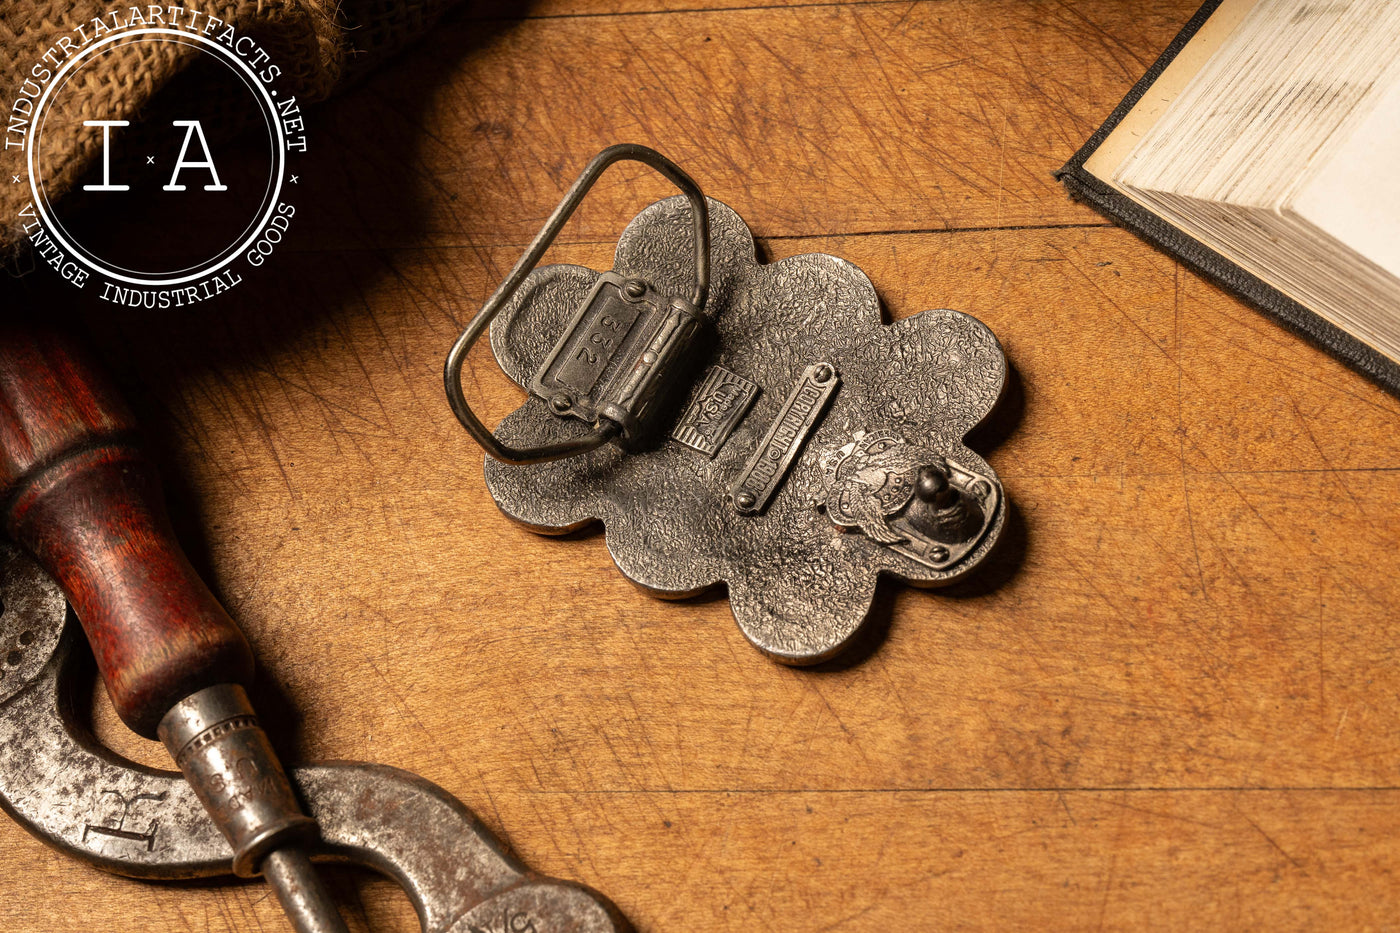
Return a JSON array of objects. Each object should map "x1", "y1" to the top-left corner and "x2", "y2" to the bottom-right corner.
[{"x1": 5, "y1": 1, "x2": 1400, "y2": 929}]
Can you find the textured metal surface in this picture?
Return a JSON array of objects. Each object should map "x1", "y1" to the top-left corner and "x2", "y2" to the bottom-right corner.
[
  {"x1": 0, "y1": 543, "x2": 628, "y2": 933},
  {"x1": 0, "y1": 543, "x2": 66, "y2": 707},
  {"x1": 485, "y1": 196, "x2": 1009, "y2": 664}
]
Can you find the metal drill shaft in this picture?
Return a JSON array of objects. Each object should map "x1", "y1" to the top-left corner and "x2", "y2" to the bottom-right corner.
[
  {"x1": 264, "y1": 849, "x2": 350, "y2": 933},
  {"x1": 159, "y1": 684, "x2": 348, "y2": 933}
]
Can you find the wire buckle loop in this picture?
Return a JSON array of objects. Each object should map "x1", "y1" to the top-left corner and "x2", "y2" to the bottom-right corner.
[{"x1": 443, "y1": 144, "x2": 711, "y2": 465}]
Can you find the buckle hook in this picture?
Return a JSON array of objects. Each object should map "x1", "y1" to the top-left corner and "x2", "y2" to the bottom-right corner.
[{"x1": 444, "y1": 144, "x2": 711, "y2": 465}]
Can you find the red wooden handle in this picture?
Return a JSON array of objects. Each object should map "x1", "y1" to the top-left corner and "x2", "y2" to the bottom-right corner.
[{"x1": 0, "y1": 316, "x2": 254, "y2": 738}]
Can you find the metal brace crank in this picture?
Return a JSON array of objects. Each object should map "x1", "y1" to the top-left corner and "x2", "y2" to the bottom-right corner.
[{"x1": 0, "y1": 543, "x2": 628, "y2": 933}]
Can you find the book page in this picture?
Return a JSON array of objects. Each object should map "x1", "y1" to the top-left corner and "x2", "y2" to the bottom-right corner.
[
  {"x1": 1082, "y1": 0, "x2": 1257, "y2": 183},
  {"x1": 1291, "y1": 73, "x2": 1400, "y2": 279}
]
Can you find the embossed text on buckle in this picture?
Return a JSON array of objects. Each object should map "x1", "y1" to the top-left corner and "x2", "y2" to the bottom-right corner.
[{"x1": 533, "y1": 271, "x2": 707, "y2": 447}]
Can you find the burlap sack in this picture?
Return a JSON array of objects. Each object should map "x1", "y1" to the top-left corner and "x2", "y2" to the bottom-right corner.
[{"x1": 0, "y1": 0, "x2": 458, "y2": 260}]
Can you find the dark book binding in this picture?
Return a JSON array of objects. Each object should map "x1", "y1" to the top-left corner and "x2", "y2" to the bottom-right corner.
[{"x1": 1055, "y1": 0, "x2": 1400, "y2": 396}]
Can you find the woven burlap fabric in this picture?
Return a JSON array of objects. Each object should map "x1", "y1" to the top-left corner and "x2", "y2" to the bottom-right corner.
[{"x1": 1, "y1": 0, "x2": 459, "y2": 258}]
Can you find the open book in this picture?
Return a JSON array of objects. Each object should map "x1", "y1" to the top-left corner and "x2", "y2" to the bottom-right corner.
[{"x1": 1060, "y1": 0, "x2": 1400, "y2": 392}]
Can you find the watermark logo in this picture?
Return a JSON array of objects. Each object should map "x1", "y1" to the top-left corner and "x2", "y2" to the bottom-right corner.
[{"x1": 5, "y1": 7, "x2": 308, "y2": 307}]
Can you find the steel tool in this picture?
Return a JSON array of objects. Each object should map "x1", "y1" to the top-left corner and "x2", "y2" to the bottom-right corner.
[
  {"x1": 0, "y1": 543, "x2": 625, "y2": 932},
  {"x1": 445, "y1": 145, "x2": 1011, "y2": 664},
  {"x1": 0, "y1": 311, "x2": 628, "y2": 933}
]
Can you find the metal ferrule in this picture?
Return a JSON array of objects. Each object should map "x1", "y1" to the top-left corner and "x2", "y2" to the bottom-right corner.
[{"x1": 158, "y1": 684, "x2": 316, "y2": 877}]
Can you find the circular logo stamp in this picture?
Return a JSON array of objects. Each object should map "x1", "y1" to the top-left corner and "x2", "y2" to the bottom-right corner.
[{"x1": 5, "y1": 7, "x2": 308, "y2": 306}]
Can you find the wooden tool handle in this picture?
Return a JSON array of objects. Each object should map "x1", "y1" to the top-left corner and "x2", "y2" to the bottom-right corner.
[{"x1": 0, "y1": 316, "x2": 254, "y2": 738}]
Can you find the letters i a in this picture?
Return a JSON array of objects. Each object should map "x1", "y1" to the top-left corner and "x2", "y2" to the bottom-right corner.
[{"x1": 81, "y1": 120, "x2": 227, "y2": 192}]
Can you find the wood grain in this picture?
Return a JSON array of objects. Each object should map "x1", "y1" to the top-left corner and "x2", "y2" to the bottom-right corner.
[
  {"x1": 295, "y1": 0, "x2": 1190, "y2": 249},
  {"x1": 6, "y1": 0, "x2": 1400, "y2": 929}
]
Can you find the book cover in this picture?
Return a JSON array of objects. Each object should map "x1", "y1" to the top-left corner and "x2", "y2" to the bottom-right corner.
[{"x1": 1055, "y1": 0, "x2": 1400, "y2": 397}]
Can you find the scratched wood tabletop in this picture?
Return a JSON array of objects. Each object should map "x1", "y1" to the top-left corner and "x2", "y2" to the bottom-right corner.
[{"x1": 5, "y1": 0, "x2": 1400, "y2": 929}]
